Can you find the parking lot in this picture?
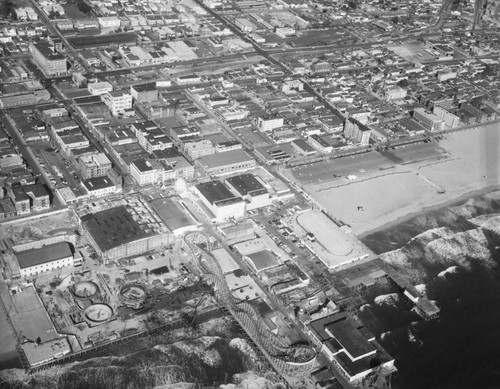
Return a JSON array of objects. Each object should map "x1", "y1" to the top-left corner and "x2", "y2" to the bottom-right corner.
[
  {"x1": 292, "y1": 142, "x2": 444, "y2": 185},
  {"x1": 30, "y1": 141, "x2": 83, "y2": 194}
]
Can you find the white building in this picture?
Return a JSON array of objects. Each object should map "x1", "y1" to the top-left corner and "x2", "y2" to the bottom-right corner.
[
  {"x1": 257, "y1": 116, "x2": 284, "y2": 132},
  {"x1": 130, "y1": 159, "x2": 174, "y2": 187},
  {"x1": 82, "y1": 176, "x2": 119, "y2": 198},
  {"x1": 235, "y1": 18, "x2": 256, "y2": 32},
  {"x1": 88, "y1": 81, "x2": 113, "y2": 96},
  {"x1": 15, "y1": 242, "x2": 75, "y2": 278},
  {"x1": 344, "y1": 118, "x2": 371, "y2": 146},
  {"x1": 98, "y1": 17, "x2": 121, "y2": 29},
  {"x1": 412, "y1": 108, "x2": 445, "y2": 132},
  {"x1": 433, "y1": 106, "x2": 460, "y2": 128},
  {"x1": 101, "y1": 90, "x2": 133, "y2": 116},
  {"x1": 194, "y1": 181, "x2": 246, "y2": 223},
  {"x1": 384, "y1": 87, "x2": 407, "y2": 100}
]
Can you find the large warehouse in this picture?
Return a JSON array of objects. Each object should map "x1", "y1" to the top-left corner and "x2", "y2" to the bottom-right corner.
[
  {"x1": 225, "y1": 173, "x2": 271, "y2": 210},
  {"x1": 194, "y1": 181, "x2": 245, "y2": 222},
  {"x1": 80, "y1": 205, "x2": 173, "y2": 262},
  {"x1": 15, "y1": 241, "x2": 75, "y2": 278},
  {"x1": 196, "y1": 150, "x2": 256, "y2": 176}
]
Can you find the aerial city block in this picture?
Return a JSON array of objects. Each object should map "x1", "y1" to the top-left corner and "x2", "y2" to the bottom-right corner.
[{"x1": 0, "y1": 0, "x2": 500, "y2": 388}]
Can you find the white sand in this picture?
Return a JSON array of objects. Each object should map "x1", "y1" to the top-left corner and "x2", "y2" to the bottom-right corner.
[{"x1": 304, "y1": 123, "x2": 500, "y2": 236}]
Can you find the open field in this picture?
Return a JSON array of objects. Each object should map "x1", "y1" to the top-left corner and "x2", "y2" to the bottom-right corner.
[{"x1": 302, "y1": 123, "x2": 500, "y2": 236}]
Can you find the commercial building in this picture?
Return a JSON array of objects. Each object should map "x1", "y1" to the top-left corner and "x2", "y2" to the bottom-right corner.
[
  {"x1": 460, "y1": 103, "x2": 488, "y2": 123},
  {"x1": 15, "y1": 241, "x2": 74, "y2": 278},
  {"x1": 88, "y1": 82, "x2": 113, "y2": 96},
  {"x1": 29, "y1": 42, "x2": 67, "y2": 76},
  {"x1": 291, "y1": 139, "x2": 317, "y2": 156},
  {"x1": 133, "y1": 123, "x2": 173, "y2": 154},
  {"x1": 196, "y1": 149, "x2": 256, "y2": 176},
  {"x1": 344, "y1": 118, "x2": 371, "y2": 146},
  {"x1": 194, "y1": 180, "x2": 245, "y2": 222},
  {"x1": 130, "y1": 159, "x2": 173, "y2": 187},
  {"x1": 433, "y1": 106, "x2": 460, "y2": 128},
  {"x1": 130, "y1": 83, "x2": 158, "y2": 103},
  {"x1": 308, "y1": 134, "x2": 333, "y2": 154},
  {"x1": 245, "y1": 249, "x2": 281, "y2": 273},
  {"x1": 225, "y1": 173, "x2": 272, "y2": 211},
  {"x1": 306, "y1": 312, "x2": 395, "y2": 383},
  {"x1": 384, "y1": 87, "x2": 407, "y2": 100},
  {"x1": 80, "y1": 205, "x2": 172, "y2": 262},
  {"x1": 412, "y1": 108, "x2": 445, "y2": 132},
  {"x1": 235, "y1": 18, "x2": 256, "y2": 32},
  {"x1": 101, "y1": 90, "x2": 133, "y2": 116},
  {"x1": 257, "y1": 116, "x2": 284, "y2": 132},
  {"x1": 183, "y1": 139, "x2": 215, "y2": 160},
  {"x1": 77, "y1": 152, "x2": 112, "y2": 179},
  {"x1": 98, "y1": 16, "x2": 121, "y2": 29},
  {"x1": 149, "y1": 197, "x2": 200, "y2": 235},
  {"x1": 82, "y1": 176, "x2": 118, "y2": 198}
]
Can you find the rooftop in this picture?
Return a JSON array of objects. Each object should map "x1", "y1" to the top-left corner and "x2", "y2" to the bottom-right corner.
[
  {"x1": 226, "y1": 173, "x2": 267, "y2": 197},
  {"x1": 246, "y1": 249, "x2": 280, "y2": 272},
  {"x1": 197, "y1": 149, "x2": 254, "y2": 169},
  {"x1": 196, "y1": 181, "x2": 242, "y2": 206},
  {"x1": 149, "y1": 197, "x2": 196, "y2": 232},
  {"x1": 12, "y1": 184, "x2": 50, "y2": 202},
  {"x1": 81, "y1": 206, "x2": 153, "y2": 252},
  {"x1": 82, "y1": 176, "x2": 115, "y2": 191},
  {"x1": 16, "y1": 241, "x2": 73, "y2": 269},
  {"x1": 324, "y1": 315, "x2": 375, "y2": 360},
  {"x1": 31, "y1": 42, "x2": 65, "y2": 61}
]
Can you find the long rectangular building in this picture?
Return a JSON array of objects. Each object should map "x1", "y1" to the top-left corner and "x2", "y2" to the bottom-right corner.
[
  {"x1": 15, "y1": 241, "x2": 74, "y2": 278},
  {"x1": 196, "y1": 149, "x2": 256, "y2": 176}
]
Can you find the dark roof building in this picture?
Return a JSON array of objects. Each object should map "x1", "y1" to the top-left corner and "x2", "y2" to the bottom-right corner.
[
  {"x1": 16, "y1": 242, "x2": 73, "y2": 269},
  {"x1": 195, "y1": 180, "x2": 241, "y2": 207},
  {"x1": 307, "y1": 312, "x2": 395, "y2": 382},
  {"x1": 80, "y1": 206, "x2": 152, "y2": 252},
  {"x1": 226, "y1": 173, "x2": 267, "y2": 197}
]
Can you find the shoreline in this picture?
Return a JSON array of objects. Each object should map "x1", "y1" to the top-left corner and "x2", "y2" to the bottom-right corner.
[
  {"x1": 357, "y1": 183, "x2": 500, "y2": 240},
  {"x1": 301, "y1": 123, "x2": 500, "y2": 240}
]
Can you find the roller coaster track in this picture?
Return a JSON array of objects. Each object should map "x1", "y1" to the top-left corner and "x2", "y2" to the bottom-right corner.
[{"x1": 184, "y1": 232, "x2": 317, "y2": 379}]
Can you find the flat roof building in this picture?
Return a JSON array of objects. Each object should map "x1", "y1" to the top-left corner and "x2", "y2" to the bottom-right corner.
[
  {"x1": 194, "y1": 181, "x2": 245, "y2": 222},
  {"x1": 15, "y1": 241, "x2": 74, "y2": 278},
  {"x1": 225, "y1": 173, "x2": 272, "y2": 211},
  {"x1": 307, "y1": 312, "x2": 396, "y2": 383},
  {"x1": 246, "y1": 249, "x2": 280, "y2": 273},
  {"x1": 29, "y1": 42, "x2": 67, "y2": 76},
  {"x1": 82, "y1": 176, "x2": 118, "y2": 198},
  {"x1": 196, "y1": 149, "x2": 256, "y2": 176},
  {"x1": 149, "y1": 197, "x2": 199, "y2": 235},
  {"x1": 80, "y1": 205, "x2": 171, "y2": 262}
]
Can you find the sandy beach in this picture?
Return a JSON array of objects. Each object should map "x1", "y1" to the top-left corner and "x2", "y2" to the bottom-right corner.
[{"x1": 303, "y1": 123, "x2": 500, "y2": 236}]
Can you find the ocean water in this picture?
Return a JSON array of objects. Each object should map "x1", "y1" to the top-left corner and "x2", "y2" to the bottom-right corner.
[{"x1": 362, "y1": 191, "x2": 500, "y2": 389}]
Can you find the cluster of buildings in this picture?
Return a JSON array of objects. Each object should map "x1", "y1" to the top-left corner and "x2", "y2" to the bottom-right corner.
[{"x1": 193, "y1": 173, "x2": 270, "y2": 222}]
